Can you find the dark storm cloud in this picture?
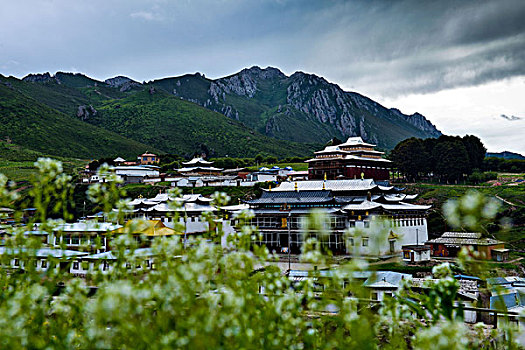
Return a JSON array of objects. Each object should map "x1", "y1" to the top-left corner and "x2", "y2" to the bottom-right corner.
[{"x1": 0, "y1": 0, "x2": 524, "y2": 97}]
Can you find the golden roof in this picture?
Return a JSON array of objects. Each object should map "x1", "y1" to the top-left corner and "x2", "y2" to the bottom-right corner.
[{"x1": 110, "y1": 220, "x2": 182, "y2": 236}]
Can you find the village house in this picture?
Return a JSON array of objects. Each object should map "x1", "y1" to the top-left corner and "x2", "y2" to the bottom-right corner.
[
  {"x1": 401, "y1": 244, "x2": 431, "y2": 263},
  {"x1": 69, "y1": 248, "x2": 160, "y2": 276},
  {"x1": 426, "y1": 232, "x2": 506, "y2": 260},
  {"x1": 125, "y1": 193, "x2": 219, "y2": 235},
  {"x1": 47, "y1": 222, "x2": 123, "y2": 252},
  {"x1": 0, "y1": 247, "x2": 88, "y2": 272},
  {"x1": 138, "y1": 152, "x2": 158, "y2": 165}
]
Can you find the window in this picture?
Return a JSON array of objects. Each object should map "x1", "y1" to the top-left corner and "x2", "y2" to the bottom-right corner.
[
  {"x1": 349, "y1": 238, "x2": 354, "y2": 246},
  {"x1": 362, "y1": 238, "x2": 369, "y2": 247},
  {"x1": 73, "y1": 262, "x2": 79, "y2": 270},
  {"x1": 72, "y1": 236, "x2": 79, "y2": 245},
  {"x1": 371, "y1": 292, "x2": 378, "y2": 300},
  {"x1": 103, "y1": 262, "x2": 109, "y2": 271},
  {"x1": 14, "y1": 259, "x2": 19, "y2": 266},
  {"x1": 64, "y1": 235, "x2": 71, "y2": 244},
  {"x1": 145, "y1": 260, "x2": 150, "y2": 267},
  {"x1": 41, "y1": 260, "x2": 47, "y2": 268},
  {"x1": 364, "y1": 221, "x2": 370, "y2": 228},
  {"x1": 126, "y1": 262, "x2": 131, "y2": 269},
  {"x1": 389, "y1": 240, "x2": 395, "y2": 253},
  {"x1": 348, "y1": 221, "x2": 355, "y2": 228}
]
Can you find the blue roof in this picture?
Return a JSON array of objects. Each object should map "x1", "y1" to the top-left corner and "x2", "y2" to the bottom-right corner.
[
  {"x1": 454, "y1": 274, "x2": 482, "y2": 281},
  {"x1": 490, "y1": 292, "x2": 518, "y2": 309},
  {"x1": 487, "y1": 277, "x2": 511, "y2": 286}
]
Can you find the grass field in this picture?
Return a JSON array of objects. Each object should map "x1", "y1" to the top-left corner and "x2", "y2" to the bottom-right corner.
[
  {"x1": 406, "y1": 177, "x2": 525, "y2": 250},
  {"x1": 0, "y1": 158, "x2": 86, "y2": 183}
]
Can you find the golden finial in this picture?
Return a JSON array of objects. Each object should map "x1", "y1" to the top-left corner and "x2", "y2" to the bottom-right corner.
[
  {"x1": 324, "y1": 173, "x2": 327, "y2": 181},
  {"x1": 269, "y1": 184, "x2": 272, "y2": 191},
  {"x1": 322, "y1": 182, "x2": 326, "y2": 190},
  {"x1": 295, "y1": 182, "x2": 298, "y2": 192}
]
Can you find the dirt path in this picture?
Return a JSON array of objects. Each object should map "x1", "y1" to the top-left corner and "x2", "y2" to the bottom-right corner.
[{"x1": 495, "y1": 194, "x2": 518, "y2": 207}]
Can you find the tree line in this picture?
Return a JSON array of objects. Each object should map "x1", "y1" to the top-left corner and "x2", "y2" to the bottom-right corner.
[{"x1": 390, "y1": 135, "x2": 486, "y2": 183}]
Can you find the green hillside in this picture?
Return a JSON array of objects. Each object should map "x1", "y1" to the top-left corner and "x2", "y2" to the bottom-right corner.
[
  {"x1": 2, "y1": 73, "x2": 316, "y2": 159},
  {"x1": 0, "y1": 67, "x2": 442, "y2": 160},
  {"x1": 0, "y1": 81, "x2": 157, "y2": 159},
  {"x1": 90, "y1": 89, "x2": 314, "y2": 158}
]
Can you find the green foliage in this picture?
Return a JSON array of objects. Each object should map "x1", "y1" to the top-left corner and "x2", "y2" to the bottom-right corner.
[
  {"x1": 484, "y1": 157, "x2": 525, "y2": 173},
  {"x1": 390, "y1": 138, "x2": 429, "y2": 181},
  {"x1": 391, "y1": 135, "x2": 486, "y2": 183},
  {"x1": 0, "y1": 80, "x2": 156, "y2": 159},
  {"x1": 0, "y1": 159, "x2": 520, "y2": 348},
  {"x1": 469, "y1": 171, "x2": 498, "y2": 184},
  {"x1": 91, "y1": 90, "x2": 313, "y2": 158}
]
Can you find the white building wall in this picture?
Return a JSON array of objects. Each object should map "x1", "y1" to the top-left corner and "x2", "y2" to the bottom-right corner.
[
  {"x1": 161, "y1": 217, "x2": 209, "y2": 234},
  {"x1": 347, "y1": 217, "x2": 428, "y2": 257}
]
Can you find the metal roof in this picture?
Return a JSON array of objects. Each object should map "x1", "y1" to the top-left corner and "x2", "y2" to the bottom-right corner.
[
  {"x1": 273, "y1": 179, "x2": 377, "y2": 192},
  {"x1": 83, "y1": 248, "x2": 156, "y2": 260},
  {"x1": 334, "y1": 195, "x2": 379, "y2": 204},
  {"x1": 54, "y1": 222, "x2": 122, "y2": 233},
  {"x1": 441, "y1": 232, "x2": 482, "y2": 239},
  {"x1": 341, "y1": 201, "x2": 430, "y2": 212},
  {"x1": 246, "y1": 190, "x2": 333, "y2": 205},
  {"x1": 363, "y1": 271, "x2": 412, "y2": 288},
  {"x1": 177, "y1": 166, "x2": 223, "y2": 172},
  {"x1": 0, "y1": 247, "x2": 88, "y2": 258},
  {"x1": 252, "y1": 208, "x2": 340, "y2": 215},
  {"x1": 182, "y1": 157, "x2": 214, "y2": 165},
  {"x1": 427, "y1": 232, "x2": 502, "y2": 246},
  {"x1": 341, "y1": 201, "x2": 382, "y2": 211}
]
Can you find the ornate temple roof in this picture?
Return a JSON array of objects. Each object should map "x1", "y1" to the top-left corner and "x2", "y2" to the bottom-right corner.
[
  {"x1": 182, "y1": 157, "x2": 214, "y2": 165},
  {"x1": 272, "y1": 179, "x2": 377, "y2": 192},
  {"x1": 246, "y1": 190, "x2": 333, "y2": 205}
]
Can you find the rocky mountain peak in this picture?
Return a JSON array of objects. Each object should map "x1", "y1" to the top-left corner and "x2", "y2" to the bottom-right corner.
[
  {"x1": 241, "y1": 66, "x2": 286, "y2": 80},
  {"x1": 389, "y1": 108, "x2": 441, "y2": 137},
  {"x1": 105, "y1": 76, "x2": 141, "y2": 92},
  {"x1": 22, "y1": 72, "x2": 56, "y2": 83},
  {"x1": 105, "y1": 76, "x2": 137, "y2": 87}
]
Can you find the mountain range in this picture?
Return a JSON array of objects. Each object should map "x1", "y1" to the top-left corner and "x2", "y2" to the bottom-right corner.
[
  {"x1": 0, "y1": 66, "x2": 440, "y2": 159},
  {"x1": 486, "y1": 151, "x2": 525, "y2": 160}
]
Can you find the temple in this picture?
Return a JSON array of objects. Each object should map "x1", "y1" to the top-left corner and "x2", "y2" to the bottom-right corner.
[
  {"x1": 306, "y1": 137, "x2": 392, "y2": 180},
  {"x1": 244, "y1": 179, "x2": 430, "y2": 256},
  {"x1": 176, "y1": 157, "x2": 223, "y2": 176}
]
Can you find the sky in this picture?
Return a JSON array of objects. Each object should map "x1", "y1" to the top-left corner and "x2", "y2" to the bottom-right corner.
[{"x1": 1, "y1": 0, "x2": 524, "y2": 154}]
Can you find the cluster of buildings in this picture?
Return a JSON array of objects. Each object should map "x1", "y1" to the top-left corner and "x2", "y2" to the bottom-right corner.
[
  {"x1": 83, "y1": 136, "x2": 389, "y2": 186},
  {"x1": 81, "y1": 153, "x2": 302, "y2": 186},
  {"x1": 1, "y1": 136, "x2": 516, "y2": 331}
]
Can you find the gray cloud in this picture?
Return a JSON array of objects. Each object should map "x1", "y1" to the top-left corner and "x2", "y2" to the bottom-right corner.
[
  {"x1": 0, "y1": 0, "x2": 524, "y2": 99},
  {"x1": 500, "y1": 114, "x2": 523, "y2": 121}
]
